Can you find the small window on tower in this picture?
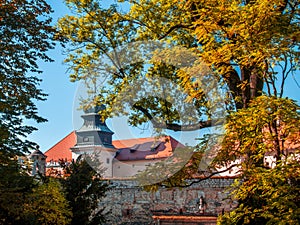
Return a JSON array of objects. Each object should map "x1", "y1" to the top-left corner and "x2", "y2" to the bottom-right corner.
[
  {"x1": 83, "y1": 137, "x2": 89, "y2": 142},
  {"x1": 106, "y1": 158, "x2": 110, "y2": 164},
  {"x1": 103, "y1": 137, "x2": 108, "y2": 143}
]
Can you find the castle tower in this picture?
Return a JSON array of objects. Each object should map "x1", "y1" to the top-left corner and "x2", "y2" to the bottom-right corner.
[
  {"x1": 29, "y1": 146, "x2": 47, "y2": 176},
  {"x1": 71, "y1": 105, "x2": 117, "y2": 177}
]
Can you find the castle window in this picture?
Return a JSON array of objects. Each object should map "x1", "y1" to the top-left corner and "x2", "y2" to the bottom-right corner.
[
  {"x1": 83, "y1": 137, "x2": 89, "y2": 142},
  {"x1": 106, "y1": 158, "x2": 110, "y2": 164},
  {"x1": 103, "y1": 137, "x2": 108, "y2": 143}
]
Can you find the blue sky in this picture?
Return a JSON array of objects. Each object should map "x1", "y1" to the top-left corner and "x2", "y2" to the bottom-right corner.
[
  {"x1": 28, "y1": 0, "x2": 300, "y2": 152},
  {"x1": 28, "y1": 0, "x2": 75, "y2": 151}
]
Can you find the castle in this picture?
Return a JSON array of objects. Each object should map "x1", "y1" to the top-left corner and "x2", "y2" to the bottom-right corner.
[{"x1": 43, "y1": 106, "x2": 238, "y2": 224}]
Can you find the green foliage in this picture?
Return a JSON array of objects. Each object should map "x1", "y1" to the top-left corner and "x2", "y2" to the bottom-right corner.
[
  {"x1": 0, "y1": 1, "x2": 58, "y2": 223},
  {"x1": 216, "y1": 96, "x2": 300, "y2": 224},
  {"x1": 24, "y1": 178, "x2": 72, "y2": 225},
  {"x1": 216, "y1": 96, "x2": 300, "y2": 168},
  {"x1": 0, "y1": 158, "x2": 35, "y2": 225},
  {"x1": 218, "y1": 161, "x2": 300, "y2": 225},
  {"x1": 61, "y1": 157, "x2": 108, "y2": 225},
  {"x1": 58, "y1": 0, "x2": 299, "y2": 130},
  {"x1": 57, "y1": 0, "x2": 227, "y2": 129},
  {"x1": 0, "y1": 160, "x2": 72, "y2": 225},
  {"x1": 0, "y1": 0, "x2": 55, "y2": 156}
]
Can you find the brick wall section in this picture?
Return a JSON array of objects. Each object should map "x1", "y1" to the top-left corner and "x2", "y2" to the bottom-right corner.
[{"x1": 100, "y1": 178, "x2": 237, "y2": 225}]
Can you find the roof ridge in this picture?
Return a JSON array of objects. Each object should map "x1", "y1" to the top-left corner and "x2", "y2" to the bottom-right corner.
[{"x1": 112, "y1": 135, "x2": 171, "y2": 142}]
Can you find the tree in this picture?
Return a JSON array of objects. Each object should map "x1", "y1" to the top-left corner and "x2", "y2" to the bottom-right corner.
[
  {"x1": 23, "y1": 178, "x2": 72, "y2": 225},
  {"x1": 0, "y1": 163, "x2": 72, "y2": 225},
  {"x1": 0, "y1": 1, "x2": 58, "y2": 223},
  {"x1": 61, "y1": 157, "x2": 108, "y2": 225},
  {"x1": 58, "y1": 0, "x2": 299, "y2": 132},
  {"x1": 0, "y1": 0, "x2": 55, "y2": 156},
  {"x1": 0, "y1": 158, "x2": 35, "y2": 225},
  {"x1": 218, "y1": 162, "x2": 300, "y2": 225},
  {"x1": 215, "y1": 96, "x2": 300, "y2": 224}
]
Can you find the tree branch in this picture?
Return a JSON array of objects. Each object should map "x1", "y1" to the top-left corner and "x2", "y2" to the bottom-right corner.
[
  {"x1": 158, "y1": 24, "x2": 191, "y2": 40},
  {"x1": 133, "y1": 104, "x2": 224, "y2": 131},
  {"x1": 163, "y1": 163, "x2": 239, "y2": 188}
]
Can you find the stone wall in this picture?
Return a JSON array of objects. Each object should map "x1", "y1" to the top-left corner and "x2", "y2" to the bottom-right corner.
[
  {"x1": 100, "y1": 178, "x2": 237, "y2": 225},
  {"x1": 113, "y1": 159, "x2": 161, "y2": 178}
]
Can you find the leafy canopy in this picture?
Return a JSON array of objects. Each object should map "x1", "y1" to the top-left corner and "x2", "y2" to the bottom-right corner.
[
  {"x1": 0, "y1": 161, "x2": 72, "y2": 225},
  {"x1": 58, "y1": 0, "x2": 299, "y2": 132},
  {"x1": 215, "y1": 96, "x2": 300, "y2": 168},
  {"x1": 0, "y1": 1, "x2": 62, "y2": 224},
  {"x1": 0, "y1": 0, "x2": 55, "y2": 156},
  {"x1": 0, "y1": 158, "x2": 35, "y2": 224},
  {"x1": 216, "y1": 96, "x2": 300, "y2": 224},
  {"x1": 23, "y1": 178, "x2": 72, "y2": 225},
  {"x1": 61, "y1": 157, "x2": 108, "y2": 225},
  {"x1": 218, "y1": 162, "x2": 300, "y2": 225}
]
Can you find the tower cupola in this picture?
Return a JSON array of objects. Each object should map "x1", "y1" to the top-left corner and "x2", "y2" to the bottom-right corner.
[
  {"x1": 75, "y1": 105, "x2": 114, "y2": 148},
  {"x1": 71, "y1": 105, "x2": 117, "y2": 177}
]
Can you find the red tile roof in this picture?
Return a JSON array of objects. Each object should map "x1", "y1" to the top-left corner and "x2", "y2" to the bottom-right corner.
[
  {"x1": 114, "y1": 136, "x2": 185, "y2": 161},
  {"x1": 152, "y1": 214, "x2": 217, "y2": 223},
  {"x1": 44, "y1": 131, "x2": 76, "y2": 163},
  {"x1": 44, "y1": 132, "x2": 184, "y2": 162}
]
